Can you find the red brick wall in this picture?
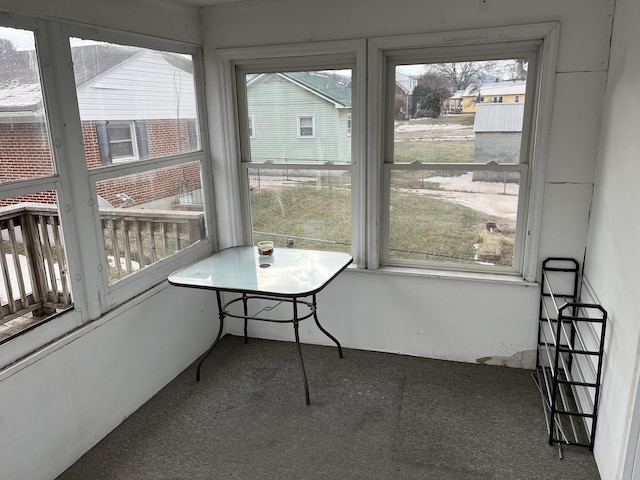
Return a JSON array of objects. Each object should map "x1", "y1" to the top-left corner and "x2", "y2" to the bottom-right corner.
[
  {"x1": 83, "y1": 122, "x2": 102, "y2": 169},
  {"x1": 1, "y1": 120, "x2": 203, "y2": 208},
  {"x1": 97, "y1": 162, "x2": 201, "y2": 208},
  {"x1": 0, "y1": 123, "x2": 55, "y2": 182},
  {"x1": 146, "y1": 120, "x2": 194, "y2": 157}
]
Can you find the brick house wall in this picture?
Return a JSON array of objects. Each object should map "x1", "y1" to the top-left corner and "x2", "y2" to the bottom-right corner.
[
  {"x1": 0, "y1": 123, "x2": 55, "y2": 183},
  {"x1": 0, "y1": 120, "x2": 202, "y2": 208}
]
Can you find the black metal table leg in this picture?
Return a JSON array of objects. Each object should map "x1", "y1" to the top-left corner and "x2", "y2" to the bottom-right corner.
[
  {"x1": 292, "y1": 298, "x2": 310, "y2": 405},
  {"x1": 196, "y1": 290, "x2": 225, "y2": 382},
  {"x1": 242, "y1": 293, "x2": 248, "y2": 343},
  {"x1": 312, "y1": 293, "x2": 343, "y2": 358}
]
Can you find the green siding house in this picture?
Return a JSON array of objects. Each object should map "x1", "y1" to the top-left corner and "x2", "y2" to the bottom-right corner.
[{"x1": 246, "y1": 72, "x2": 352, "y2": 164}]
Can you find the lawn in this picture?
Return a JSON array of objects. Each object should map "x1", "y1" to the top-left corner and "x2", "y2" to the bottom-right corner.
[
  {"x1": 250, "y1": 115, "x2": 514, "y2": 266},
  {"x1": 250, "y1": 183, "x2": 513, "y2": 265}
]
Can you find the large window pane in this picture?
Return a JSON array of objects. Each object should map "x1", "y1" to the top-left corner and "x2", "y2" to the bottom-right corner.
[
  {"x1": 0, "y1": 27, "x2": 55, "y2": 184},
  {"x1": 249, "y1": 169, "x2": 351, "y2": 253},
  {"x1": 389, "y1": 170, "x2": 519, "y2": 266},
  {"x1": 245, "y1": 70, "x2": 352, "y2": 165},
  {"x1": 71, "y1": 39, "x2": 201, "y2": 168},
  {"x1": 394, "y1": 61, "x2": 527, "y2": 165},
  {"x1": 97, "y1": 161, "x2": 205, "y2": 284}
]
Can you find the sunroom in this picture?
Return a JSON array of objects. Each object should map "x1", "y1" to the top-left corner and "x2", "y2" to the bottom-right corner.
[{"x1": 0, "y1": 0, "x2": 638, "y2": 479}]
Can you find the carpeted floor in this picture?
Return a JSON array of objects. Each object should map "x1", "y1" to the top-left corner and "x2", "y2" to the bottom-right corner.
[{"x1": 57, "y1": 335, "x2": 600, "y2": 479}]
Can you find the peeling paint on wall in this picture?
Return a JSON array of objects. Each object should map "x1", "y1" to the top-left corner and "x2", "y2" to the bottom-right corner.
[{"x1": 476, "y1": 349, "x2": 536, "y2": 369}]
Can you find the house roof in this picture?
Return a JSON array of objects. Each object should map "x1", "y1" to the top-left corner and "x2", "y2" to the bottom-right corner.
[
  {"x1": 71, "y1": 44, "x2": 142, "y2": 89},
  {"x1": 464, "y1": 80, "x2": 527, "y2": 98},
  {"x1": 395, "y1": 71, "x2": 418, "y2": 95},
  {"x1": 0, "y1": 50, "x2": 44, "y2": 115},
  {"x1": 473, "y1": 103, "x2": 525, "y2": 133},
  {"x1": 248, "y1": 71, "x2": 352, "y2": 108},
  {"x1": 0, "y1": 45, "x2": 193, "y2": 117}
]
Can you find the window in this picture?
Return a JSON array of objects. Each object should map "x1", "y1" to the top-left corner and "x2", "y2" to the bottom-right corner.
[
  {"x1": 0, "y1": 16, "x2": 213, "y2": 349},
  {"x1": 71, "y1": 38, "x2": 208, "y2": 286},
  {"x1": 347, "y1": 114, "x2": 352, "y2": 135},
  {"x1": 373, "y1": 24, "x2": 558, "y2": 280},
  {"x1": 514, "y1": 95, "x2": 521, "y2": 103},
  {"x1": 0, "y1": 26, "x2": 71, "y2": 341},
  {"x1": 297, "y1": 115, "x2": 315, "y2": 137},
  {"x1": 235, "y1": 64, "x2": 356, "y2": 255},
  {"x1": 72, "y1": 40, "x2": 201, "y2": 170},
  {"x1": 386, "y1": 58, "x2": 532, "y2": 273},
  {"x1": 222, "y1": 26, "x2": 556, "y2": 280},
  {"x1": 99, "y1": 121, "x2": 139, "y2": 162}
]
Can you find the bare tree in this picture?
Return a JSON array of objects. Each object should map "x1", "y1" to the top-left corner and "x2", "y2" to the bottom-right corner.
[
  {"x1": 0, "y1": 38, "x2": 16, "y2": 55},
  {"x1": 412, "y1": 72, "x2": 451, "y2": 118},
  {"x1": 493, "y1": 59, "x2": 528, "y2": 81},
  {"x1": 429, "y1": 61, "x2": 497, "y2": 90}
]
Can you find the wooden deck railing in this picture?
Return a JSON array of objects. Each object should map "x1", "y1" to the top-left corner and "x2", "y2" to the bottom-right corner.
[
  {"x1": 100, "y1": 208, "x2": 205, "y2": 283},
  {"x1": 0, "y1": 204, "x2": 205, "y2": 326},
  {"x1": 0, "y1": 204, "x2": 70, "y2": 326}
]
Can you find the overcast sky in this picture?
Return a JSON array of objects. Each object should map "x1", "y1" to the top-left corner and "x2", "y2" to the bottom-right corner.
[{"x1": 0, "y1": 26, "x2": 35, "y2": 50}]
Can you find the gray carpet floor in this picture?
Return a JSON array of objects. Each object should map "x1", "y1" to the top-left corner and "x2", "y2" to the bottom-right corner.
[{"x1": 57, "y1": 335, "x2": 600, "y2": 479}]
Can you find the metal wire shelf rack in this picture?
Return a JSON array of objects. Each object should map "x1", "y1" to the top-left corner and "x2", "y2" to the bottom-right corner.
[{"x1": 534, "y1": 257, "x2": 607, "y2": 456}]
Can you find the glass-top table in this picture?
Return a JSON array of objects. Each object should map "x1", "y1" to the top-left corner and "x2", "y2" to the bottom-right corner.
[{"x1": 168, "y1": 246, "x2": 353, "y2": 404}]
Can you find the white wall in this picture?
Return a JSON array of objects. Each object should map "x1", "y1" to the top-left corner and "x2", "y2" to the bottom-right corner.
[
  {"x1": 0, "y1": 284, "x2": 218, "y2": 480},
  {"x1": 582, "y1": 0, "x2": 640, "y2": 477}
]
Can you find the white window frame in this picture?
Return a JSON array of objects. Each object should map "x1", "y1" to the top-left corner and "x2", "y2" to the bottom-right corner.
[
  {"x1": 368, "y1": 23, "x2": 559, "y2": 281},
  {"x1": 297, "y1": 115, "x2": 315, "y2": 138},
  {"x1": 66, "y1": 24, "x2": 216, "y2": 310},
  {"x1": 0, "y1": 13, "x2": 216, "y2": 364},
  {"x1": 215, "y1": 40, "x2": 367, "y2": 267},
  {"x1": 107, "y1": 121, "x2": 139, "y2": 162}
]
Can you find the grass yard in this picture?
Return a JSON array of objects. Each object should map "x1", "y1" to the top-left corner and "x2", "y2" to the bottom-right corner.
[
  {"x1": 249, "y1": 115, "x2": 515, "y2": 267},
  {"x1": 389, "y1": 190, "x2": 488, "y2": 263},
  {"x1": 250, "y1": 183, "x2": 352, "y2": 254},
  {"x1": 393, "y1": 115, "x2": 475, "y2": 163},
  {"x1": 250, "y1": 182, "x2": 513, "y2": 266}
]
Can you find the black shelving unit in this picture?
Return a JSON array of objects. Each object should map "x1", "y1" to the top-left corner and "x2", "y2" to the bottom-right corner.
[{"x1": 535, "y1": 258, "x2": 607, "y2": 455}]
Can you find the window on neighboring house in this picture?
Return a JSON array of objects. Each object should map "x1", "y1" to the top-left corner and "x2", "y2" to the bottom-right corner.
[
  {"x1": 492, "y1": 96, "x2": 504, "y2": 103},
  {"x1": 248, "y1": 116, "x2": 255, "y2": 138},
  {"x1": 514, "y1": 95, "x2": 521, "y2": 103},
  {"x1": 96, "y1": 121, "x2": 140, "y2": 163},
  {"x1": 297, "y1": 115, "x2": 315, "y2": 137},
  {"x1": 236, "y1": 66, "x2": 355, "y2": 255},
  {"x1": 347, "y1": 114, "x2": 352, "y2": 136},
  {"x1": 71, "y1": 37, "x2": 209, "y2": 287},
  {"x1": 0, "y1": 26, "x2": 72, "y2": 343}
]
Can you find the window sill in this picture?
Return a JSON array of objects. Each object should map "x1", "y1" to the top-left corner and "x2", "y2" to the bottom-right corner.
[{"x1": 346, "y1": 264, "x2": 538, "y2": 287}]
